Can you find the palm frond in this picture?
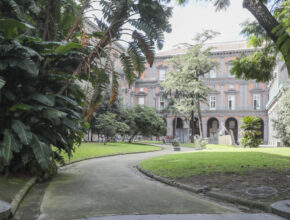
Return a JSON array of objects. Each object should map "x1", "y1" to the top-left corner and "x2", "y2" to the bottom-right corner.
[
  {"x1": 128, "y1": 42, "x2": 146, "y2": 76},
  {"x1": 120, "y1": 53, "x2": 135, "y2": 86},
  {"x1": 132, "y1": 31, "x2": 155, "y2": 67}
]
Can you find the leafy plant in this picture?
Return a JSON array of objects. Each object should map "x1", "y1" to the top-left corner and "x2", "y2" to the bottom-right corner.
[
  {"x1": 171, "y1": 139, "x2": 180, "y2": 147},
  {"x1": 240, "y1": 116, "x2": 262, "y2": 148},
  {"x1": 0, "y1": 16, "x2": 85, "y2": 176},
  {"x1": 195, "y1": 138, "x2": 208, "y2": 149}
]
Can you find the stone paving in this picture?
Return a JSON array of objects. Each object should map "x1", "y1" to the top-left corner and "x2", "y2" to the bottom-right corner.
[{"x1": 77, "y1": 213, "x2": 285, "y2": 220}]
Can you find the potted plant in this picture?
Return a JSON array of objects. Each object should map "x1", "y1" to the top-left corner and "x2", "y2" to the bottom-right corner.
[{"x1": 171, "y1": 139, "x2": 181, "y2": 151}]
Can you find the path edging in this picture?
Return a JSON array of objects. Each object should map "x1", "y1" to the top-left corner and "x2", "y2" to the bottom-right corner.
[
  {"x1": 137, "y1": 165, "x2": 270, "y2": 213},
  {"x1": 10, "y1": 177, "x2": 37, "y2": 216}
]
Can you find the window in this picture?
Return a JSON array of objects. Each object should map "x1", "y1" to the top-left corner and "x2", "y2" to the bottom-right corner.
[
  {"x1": 253, "y1": 94, "x2": 261, "y2": 110},
  {"x1": 229, "y1": 84, "x2": 234, "y2": 89},
  {"x1": 139, "y1": 87, "x2": 144, "y2": 92},
  {"x1": 228, "y1": 95, "x2": 235, "y2": 110},
  {"x1": 255, "y1": 83, "x2": 259, "y2": 88},
  {"x1": 159, "y1": 97, "x2": 165, "y2": 110},
  {"x1": 228, "y1": 63, "x2": 234, "y2": 77},
  {"x1": 209, "y1": 96, "x2": 216, "y2": 110},
  {"x1": 209, "y1": 67, "x2": 217, "y2": 78},
  {"x1": 159, "y1": 69, "x2": 166, "y2": 81},
  {"x1": 138, "y1": 97, "x2": 145, "y2": 105}
]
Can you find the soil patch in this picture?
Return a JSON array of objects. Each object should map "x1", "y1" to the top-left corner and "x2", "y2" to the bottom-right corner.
[
  {"x1": 0, "y1": 174, "x2": 31, "y2": 203},
  {"x1": 177, "y1": 169, "x2": 290, "y2": 205}
]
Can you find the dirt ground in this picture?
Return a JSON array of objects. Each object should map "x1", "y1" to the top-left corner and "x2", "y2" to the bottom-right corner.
[{"x1": 177, "y1": 169, "x2": 290, "y2": 205}]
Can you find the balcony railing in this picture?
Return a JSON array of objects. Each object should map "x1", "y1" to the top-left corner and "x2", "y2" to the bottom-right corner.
[{"x1": 201, "y1": 106, "x2": 266, "y2": 111}]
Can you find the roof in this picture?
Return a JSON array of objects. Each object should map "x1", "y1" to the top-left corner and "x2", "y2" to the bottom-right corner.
[{"x1": 156, "y1": 40, "x2": 252, "y2": 57}]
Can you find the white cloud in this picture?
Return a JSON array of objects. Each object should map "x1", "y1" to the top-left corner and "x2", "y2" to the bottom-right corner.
[{"x1": 161, "y1": 0, "x2": 255, "y2": 51}]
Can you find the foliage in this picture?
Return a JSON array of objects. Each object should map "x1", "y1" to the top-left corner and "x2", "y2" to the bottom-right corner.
[
  {"x1": 94, "y1": 112, "x2": 128, "y2": 144},
  {"x1": 273, "y1": 87, "x2": 290, "y2": 147},
  {"x1": 125, "y1": 105, "x2": 167, "y2": 143},
  {"x1": 171, "y1": 139, "x2": 180, "y2": 147},
  {"x1": 240, "y1": 116, "x2": 262, "y2": 148},
  {"x1": 0, "y1": 20, "x2": 85, "y2": 176}
]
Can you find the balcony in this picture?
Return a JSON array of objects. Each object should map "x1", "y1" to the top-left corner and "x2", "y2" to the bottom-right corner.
[{"x1": 201, "y1": 106, "x2": 266, "y2": 111}]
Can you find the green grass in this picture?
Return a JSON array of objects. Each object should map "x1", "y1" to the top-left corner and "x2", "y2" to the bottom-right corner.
[
  {"x1": 63, "y1": 142, "x2": 161, "y2": 162},
  {"x1": 140, "y1": 145, "x2": 290, "y2": 178}
]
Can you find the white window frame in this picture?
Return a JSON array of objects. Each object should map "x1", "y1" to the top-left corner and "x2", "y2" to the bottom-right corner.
[
  {"x1": 139, "y1": 87, "x2": 144, "y2": 92},
  {"x1": 159, "y1": 97, "x2": 165, "y2": 110},
  {"x1": 229, "y1": 84, "x2": 234, "y2": 89},
  {"x1": 138, "y1": 97, "x2": 145, "y2": 105},
  {"x1": 209, "y1": 95, "x2": 216, "y2": 110},
  {"x1": 159, "y1": 69, "x2": 166, "y2": 81},
  {"x1": 228, "y1": 63, "x2": 234, "y2": 77},
  {"x1": 253, "y1": 94, "x2": 261, "y2": 110},
  {"x1": 228, "y1": 95, "x2": 235, "y2": 110},
  {"x1": 209, "y1": 67, "x2": 217, "y2": 78}
]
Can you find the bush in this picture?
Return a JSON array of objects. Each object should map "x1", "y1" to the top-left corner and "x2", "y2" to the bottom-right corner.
[
  {"x1": 195, "y1": 138, "x2": 208, "y2": 149},
  {"x1": 240, "y1": 116, "x2": 262, "y2": 148},
  {"x1": 171, "y1": 139, "x2": 180, "y2": 147}
]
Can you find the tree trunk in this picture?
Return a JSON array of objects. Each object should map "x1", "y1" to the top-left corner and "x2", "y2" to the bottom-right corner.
[
  {"x1": 191, "y1": 110, "x2": 195, "y2": 143},
  {"x1": 243, "y1": 0, "x2": 290, "y2": 74},
  {"x1": 90, "y1": 126, "x2": 93, "y2": 142},
  {"x1": 196, "y1": 95, "x2": 204, "y2": 138},
  {"x1": 129, "y1": 131, "x2": 138, "y2": 143}
]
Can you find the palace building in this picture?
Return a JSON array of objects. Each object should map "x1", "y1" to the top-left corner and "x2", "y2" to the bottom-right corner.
[{"x1": 121, "y1": 41, "x2": 289, "y2": 145}]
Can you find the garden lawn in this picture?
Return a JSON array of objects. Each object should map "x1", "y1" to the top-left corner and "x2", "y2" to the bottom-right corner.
[
  {"x1": 140, "y1": 145, "x2": 290, "y2": 178},
  {"x1": 63, "y1": 142, "x2": 161, "y2": 162}
]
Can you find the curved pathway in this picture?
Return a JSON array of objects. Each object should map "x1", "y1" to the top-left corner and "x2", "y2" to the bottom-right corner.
[{"x1": 37, "y1": 145, "x2": 282, "y2": 220}]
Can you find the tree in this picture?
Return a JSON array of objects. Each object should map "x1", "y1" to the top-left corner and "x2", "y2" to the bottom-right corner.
[
  {"x1": 162, "y1": 31, "x2": 217, "y2": 142},
  {"x1": 273, "y1": 87, "x2": 290, "y2": 147},
  {"x1": 174, "y1": 0, "x2": 290, "y2": 81},
  {"x1": 94, "y1": 112, "x2": 119, "y2": 144},
  {"x1": 126, "y1": 105, "x2": 167, "y2": 143},
  {"x1": 240, "y1": 116, "x2": 262, "y2": 148}
]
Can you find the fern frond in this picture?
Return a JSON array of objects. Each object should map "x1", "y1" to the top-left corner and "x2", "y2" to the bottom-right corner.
[{"x1": 132, "y1": 31, "x2": 155, "y2": 67}]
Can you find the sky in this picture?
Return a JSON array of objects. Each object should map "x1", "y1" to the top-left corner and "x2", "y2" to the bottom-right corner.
[
  {"x1": 88, "y1": 0, "x2": 256, "y2": 51},
  {"x1": 160, "y1": 0, "x2": 255, "y2": 51}
]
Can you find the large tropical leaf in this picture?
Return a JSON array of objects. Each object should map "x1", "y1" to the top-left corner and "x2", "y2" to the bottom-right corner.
[
  {"x1": 11, "y1": 120, "x2": 33, "y2": 145},
  {"x1": 55, "y1": 42, "x2": 83, "y2": 54},
  {"x1": 0, "y1": 78, "x2": 5, "y2": 90},
  {"x1": 43, "y1": 109, "x2": 67, "y2": 125},
  {"x1": 30, "y1": 134, "x2": 51, "y2": 170},
  {"x1": 30, "y1": 93, "x2": 55, "y2": 106},
  {"x1": 9, "y1": 103, "x2": 34, "y2": 112},
  {"x1": 0, "y1": 18, "x2": 34, "y2": 38},
  {"x1": 1, "y1": 129, "x2": 21, "y2": 165}
]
